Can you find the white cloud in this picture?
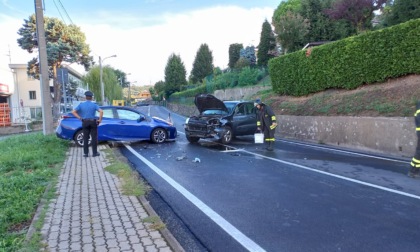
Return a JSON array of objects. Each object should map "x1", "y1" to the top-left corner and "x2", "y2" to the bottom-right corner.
[
  {"x1": 0, "y1": 5, "x2": 274, "y2": 86},
  {"x1": 81, "y1": 5, "x2": 273, "y2": 85}
]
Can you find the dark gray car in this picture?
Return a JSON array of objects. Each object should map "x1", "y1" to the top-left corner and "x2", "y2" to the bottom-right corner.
[{"x1": 184, "y1": 93, "x2": 257, "y2": 144}]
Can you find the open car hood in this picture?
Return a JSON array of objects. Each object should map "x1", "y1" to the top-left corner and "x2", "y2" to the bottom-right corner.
[{"x1": 194, "y1": 94, "x2": 228, "y2": 113}]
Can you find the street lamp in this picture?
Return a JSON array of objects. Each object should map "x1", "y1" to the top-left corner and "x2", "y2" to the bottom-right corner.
[{"x1": 99, "y1": 54, "x2": 117, "y2": 105}]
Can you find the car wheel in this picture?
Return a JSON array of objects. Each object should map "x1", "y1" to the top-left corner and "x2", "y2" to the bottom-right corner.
[
  {"x1": 186, "y1": 135, "x2": 200, "y2": 143},
  {"x1": 151, "y1": 128, "x2": 167, "y2": 143},
  {"x1": 74, "y1": 130, "x2": 91, "y2": 147},
  {"x1": 221, "y1": 126, "x2": 233, "y2": 144}
]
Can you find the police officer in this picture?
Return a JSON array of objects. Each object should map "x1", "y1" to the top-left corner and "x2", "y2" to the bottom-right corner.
[
  {"x1": 408, "y1": 101, "x2": 420, "y2": 178},
  {"x1": 255, "y1": 99, "x2": 277, "y2": 151},
  {"x1": 72, "y1": 91, "x2": 103, "y2": 157}
]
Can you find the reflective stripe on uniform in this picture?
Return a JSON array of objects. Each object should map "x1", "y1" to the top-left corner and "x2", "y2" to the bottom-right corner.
[
  {"x1": 265, "y1": 138, "x2": 275, "y2": 142},
  {"x1": 257, "y1": 121, "x2": 261, "y2": 126},
  {"x1": 414, "y1": 109, "x2": 420, "y2": 117},
  {"x1": 410, "y1": 162, "x2": 420, "y2": 168}
]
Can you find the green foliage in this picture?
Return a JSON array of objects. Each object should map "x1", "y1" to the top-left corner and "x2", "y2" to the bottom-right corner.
[
  {"x1": 83, "y1": 66, "x2": 123, "y2": 103},
  {"x1": 164, "y1": 54, "x2": 187, "y2": 98},
  {"x1": 234, "y1": 57, "x2": 251, "y2": 69},
  {"x1": 269, "y1": 18, "x2": 420, "y2": 96},
  {"x1": 0, "y1": 134, "x2": 68, "y2": 252},
  {"x1": 17, "y1": 14, "x2": 93, "y2": 111},
  {"x1": 239, "y1": 46, "x2": 257, "y2": 65},
  {"x1": 273, "y1": 11, "x2": 309, "y2": 53},
  {"x1": 300, "y1": 0, "x2": 355, "y2": 42},
  {"x1": 190, "y1": 44, "x2": 214, "y2": 83},
  {"x1": 228, "y1": 43, "x2": 243, "y2": 69},
  {"x1": 382, "y1": 0, "x2": 420, "y2": 27},
  {"x1": 257, "y1": 20, "x2": 276, "y2": 66},
  {"x1": 169, "y1": 66, "x2": 269, "y2": 102},
  {"x1": 114, "y1": 69, "x2": 130, "y2": 88},
  {"x1": 273, "y1": 0, "x2": 302, "y2": 22},
  {"x1": 238, "y1": 67, "x2": 261, "y2": 87}
]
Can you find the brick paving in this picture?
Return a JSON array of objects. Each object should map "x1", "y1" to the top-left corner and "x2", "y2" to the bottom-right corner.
[{"x1": 40, "y1": 145, "x2": 181, "y2": 252}]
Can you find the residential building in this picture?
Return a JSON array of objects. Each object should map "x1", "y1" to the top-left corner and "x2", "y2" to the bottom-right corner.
[{"x1": 5, "y1": 64, "x2": 83, "y2": 124}]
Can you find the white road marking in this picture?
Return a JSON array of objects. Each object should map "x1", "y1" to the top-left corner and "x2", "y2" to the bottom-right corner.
[
  {"x1": 278, "y1": 139, "x2": 408, "y2": 164},
  {"x1": 239, "y1": 149, "x2": 420, "y2": 200},
  {"x1": 125, "y1": 144, "x2": 267, "y2": 252}
]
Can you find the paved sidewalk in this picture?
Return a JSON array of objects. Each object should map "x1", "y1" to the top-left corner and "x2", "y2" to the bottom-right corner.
[{"x1": 39, "y1": 145, "x2": 182, "y2": 252}]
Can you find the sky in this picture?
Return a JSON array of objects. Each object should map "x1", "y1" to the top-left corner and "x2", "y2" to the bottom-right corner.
[{"x1": 0, "y1": 0, "x2": 281, "y2": 87}]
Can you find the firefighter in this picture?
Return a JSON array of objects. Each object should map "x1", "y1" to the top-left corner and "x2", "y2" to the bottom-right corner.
[
  {"x1": 255, "y1": 99, "x2": 277, "y2": 151},
  {"x1": 408, "y1": 101, "x2": 420, "y2": 178}
]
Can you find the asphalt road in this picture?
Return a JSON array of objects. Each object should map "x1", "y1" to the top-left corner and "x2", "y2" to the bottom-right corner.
[{"x1": 119, "y1": 105, "x2": 420, "y2": 252}]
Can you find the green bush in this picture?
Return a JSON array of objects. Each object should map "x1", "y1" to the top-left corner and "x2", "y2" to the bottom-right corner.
[
  {"x1": 238, "y1": 67, "x2": 260, "y2": 86},
  {"x1": 269, "y1": 18, "x2": 420, "y2": 96}
]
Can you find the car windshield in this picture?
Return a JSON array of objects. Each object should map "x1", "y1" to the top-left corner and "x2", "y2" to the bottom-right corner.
[
  {"x1": 223, "y1": 102, "x2": 238, "y2": 114},
  {"x1": 202, "y1": 109, "x2": 228, "y2": 116}
]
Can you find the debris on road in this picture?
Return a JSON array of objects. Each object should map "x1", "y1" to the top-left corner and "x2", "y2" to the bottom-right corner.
[{"x1": 193, "y1": 157, "x2": 201, "y2": 163}]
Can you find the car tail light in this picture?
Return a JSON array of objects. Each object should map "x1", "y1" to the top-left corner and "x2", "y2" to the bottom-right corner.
[{"x1": 61, "y1": 115, "x2": 72, "y2": 119}]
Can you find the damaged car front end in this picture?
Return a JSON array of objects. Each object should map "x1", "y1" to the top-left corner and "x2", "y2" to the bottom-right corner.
[{"x1": 184, "y1": 94, "x2": 256, "y2": 144}]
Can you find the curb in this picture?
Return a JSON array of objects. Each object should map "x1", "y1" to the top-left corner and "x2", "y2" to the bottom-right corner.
[{"x1": 139, "y1": 196, "x2": 185, "y2": 252}]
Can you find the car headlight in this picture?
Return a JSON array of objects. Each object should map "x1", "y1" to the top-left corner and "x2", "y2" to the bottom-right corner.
[{"x1": 185, "y1": 118, "x2": 190, "y2": 124}]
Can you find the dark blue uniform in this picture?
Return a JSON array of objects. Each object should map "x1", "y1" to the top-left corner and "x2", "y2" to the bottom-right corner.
[
  {"x1": 74, "y1": 99, "x2": 101, "y2": 156},
  {"x1": 409, "y1": 101, "x2": 420, "y2": 178}
]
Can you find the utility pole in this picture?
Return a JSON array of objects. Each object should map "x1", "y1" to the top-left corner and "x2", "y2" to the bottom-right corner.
[{"x1": 34, "y1": 0, "x2": 54, "y2": 134}]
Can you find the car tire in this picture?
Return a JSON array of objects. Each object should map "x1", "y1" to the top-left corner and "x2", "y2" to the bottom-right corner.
[
  {"x1": 221, "y1": 126, "x2": 233, "y2": 144},
  {"x1": 151, "y1": 128, "x2": 167, "y2": 143},
  {"x1": 74, "y1": 130, "x2": 91, "y2": 147},
  {"x1": 186, "y1": 135, "x2": 200, "y2": 143}
]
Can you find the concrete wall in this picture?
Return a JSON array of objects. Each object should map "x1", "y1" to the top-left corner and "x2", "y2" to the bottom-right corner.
[
  {"x1": 167, "y1": 100, "x2": 416, "y2": 158},
  {"x1": 167, "y1": 86, "x2": 416, "y2": 158},
  {"x1": 278, "y1": 115, "x2": 415, "y2": 158},
  {"x1": 213, "y1": 86, "x2": 270, "y2": 101}
]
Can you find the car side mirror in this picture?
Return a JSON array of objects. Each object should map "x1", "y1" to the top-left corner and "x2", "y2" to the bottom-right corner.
[{"x1": 138, "y1": 117, "x2": 145, "y2": 123}]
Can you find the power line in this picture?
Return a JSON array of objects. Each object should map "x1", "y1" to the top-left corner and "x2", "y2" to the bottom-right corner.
[
  {"x1": 51, "y1": 0, "x2": 74, "y2": 25},
  {"x1": 57, "y1": 0, "x2": 74, "y2": 25},
  {"x1": 52, "y1": 0, "x2": 67, "y2": 25}
]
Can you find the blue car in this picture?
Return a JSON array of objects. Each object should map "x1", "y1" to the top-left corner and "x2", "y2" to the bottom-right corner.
[{"x1": 56, "y1": 106, "x2": 177, "y2": 147}]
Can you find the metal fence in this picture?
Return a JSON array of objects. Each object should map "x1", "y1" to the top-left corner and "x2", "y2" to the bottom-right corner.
[{"x1": 6, "y1": 106, "x2": 43, "y2": 124}]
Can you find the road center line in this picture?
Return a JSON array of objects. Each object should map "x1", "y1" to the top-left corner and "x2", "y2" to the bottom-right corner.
[
  {"x1": 240, "y1": 149, "x2": 420, "y2": 200},
  {"x1": 125, "y1": 144, "x2": 267, "y2": 252}
]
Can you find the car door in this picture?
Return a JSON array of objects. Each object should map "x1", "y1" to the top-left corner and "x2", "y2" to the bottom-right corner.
[
  {"x1": 114, "y1": 108, "x2": 150, "y2": 140},
  {"x1": 96, "y1": 108, "x2": 117, "y2": 141},
  {"x1": 231, "y1": 103, "x2": 257, "y2": 136}
]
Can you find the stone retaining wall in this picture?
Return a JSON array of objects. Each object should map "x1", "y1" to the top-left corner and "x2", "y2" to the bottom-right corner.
[{"x1": 167, "y1": 102, "x2": 416, "y2": 158}]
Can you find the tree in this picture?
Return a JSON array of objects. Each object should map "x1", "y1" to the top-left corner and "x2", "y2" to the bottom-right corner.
[
  {"x1": 239, "y1": 46, "x2": 257, "y2": 66},
  {"x1": 228, "y1": 43, "x2": 243, "y2": 69},
  {"x1": 257, "y1": 20, "x2": 276, "y2": 67},
  {"x1": 299, "y1": 0, "x2": 356, "y2": 43},
  {"x1": 325, "y1": 0, "x2": 387, "y2": 33},
  {"x1": 83, "y1": 65, "x2": 123, "y2": 103},
  {"x1": 272, "y1": 0, "x2": 310, "y2": 53},
  {"x1": 382, "y1": 0, "x2": 420, "y2": 27},
  {"x1": 190, "y1": 44, "x2": 214, "y2": 83},
  {"x1": 114, "y1": 69, "x2": 130, "y2": 88},
  {"x1": 164, "y1": 54, "x2": 187, "y2": 98},
  {"x1": 273, "y1": 11, "x2": 309, "y2": 53},
  {"x1": 17, "y1": 14, "x2": 93, "y2": 119},
  {"x1": 153, "y1": 80, "x2": 166, "y2": 100},
  {"x1": 234, "y1": 57, "x2": 251, "y2": 69}
]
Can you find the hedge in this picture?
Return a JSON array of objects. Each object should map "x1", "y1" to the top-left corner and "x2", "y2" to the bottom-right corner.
[{"x1": 268, "y1": 18, "x2": 420, "y2": 96}]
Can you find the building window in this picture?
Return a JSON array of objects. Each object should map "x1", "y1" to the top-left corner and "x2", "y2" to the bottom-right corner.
[{"x1": 29, "y1": 91, "x2": 36, "y2": 100}]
